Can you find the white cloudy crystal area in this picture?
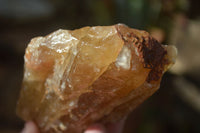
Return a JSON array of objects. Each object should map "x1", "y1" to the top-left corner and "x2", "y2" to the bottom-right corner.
[{"x1": 115, "y1": 46, "x2": 131, "y2": 70}]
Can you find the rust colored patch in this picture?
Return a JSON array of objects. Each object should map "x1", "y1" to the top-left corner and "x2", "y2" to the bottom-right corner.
[{"x1": 115, "y1": 24, "x2": 168, "y2": 82}]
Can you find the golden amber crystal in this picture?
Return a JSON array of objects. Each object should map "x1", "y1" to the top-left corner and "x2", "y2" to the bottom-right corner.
[{"x1": 17, "y1": 24, "x2": 177, "y2": 133}]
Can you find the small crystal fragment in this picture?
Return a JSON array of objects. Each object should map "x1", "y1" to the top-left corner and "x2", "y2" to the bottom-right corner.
[{"x1": 16, "y1": 24, "x2": 177, "y2": 133}]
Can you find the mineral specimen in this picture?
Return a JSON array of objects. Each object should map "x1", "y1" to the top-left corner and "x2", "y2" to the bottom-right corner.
[{"x1": 16, "y1": 24, "x2": 177, "y2": 133}]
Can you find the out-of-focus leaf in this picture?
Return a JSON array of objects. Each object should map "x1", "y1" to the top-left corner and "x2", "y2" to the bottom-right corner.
[{"x1": 115, "y1": 0, "x2": 161, "y2": 29}]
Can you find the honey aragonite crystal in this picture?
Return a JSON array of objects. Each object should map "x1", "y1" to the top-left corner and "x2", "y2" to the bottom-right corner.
[{"x1": 17, "y1": 24, "x2": 177, "y2": 133}]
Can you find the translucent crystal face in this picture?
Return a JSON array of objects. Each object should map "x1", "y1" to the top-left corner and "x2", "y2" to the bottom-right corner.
[{"x1": 17, "y1": 24, "x2": 176, "y2": 133}]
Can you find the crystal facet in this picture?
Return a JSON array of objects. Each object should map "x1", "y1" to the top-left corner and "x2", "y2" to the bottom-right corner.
[{"x1": 17, "y1": 24, "x2": 177, "y2": 133}]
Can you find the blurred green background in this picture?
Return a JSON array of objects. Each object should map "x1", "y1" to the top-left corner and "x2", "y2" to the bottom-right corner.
[{"x1": 0, "y1": 0, "x2": 200, "y2": 133}]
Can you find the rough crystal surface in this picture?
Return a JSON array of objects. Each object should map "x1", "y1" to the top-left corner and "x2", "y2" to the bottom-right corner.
[{"x1": 17, "y1": 24, "x2": 177, "y2": 133}]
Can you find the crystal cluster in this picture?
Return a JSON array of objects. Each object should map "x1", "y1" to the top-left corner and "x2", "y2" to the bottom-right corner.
[{"x1": 17, "y1": 24, "x2": 177, "y2": 133}]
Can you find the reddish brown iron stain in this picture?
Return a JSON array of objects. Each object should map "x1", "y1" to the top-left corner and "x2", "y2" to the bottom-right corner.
[{"x1": 115, "y1": 24, "x2": 169, "y2": 82}]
